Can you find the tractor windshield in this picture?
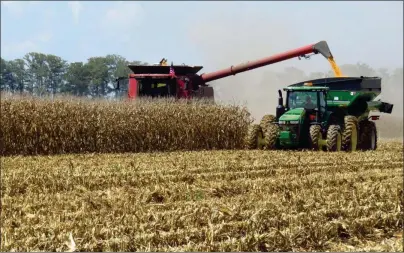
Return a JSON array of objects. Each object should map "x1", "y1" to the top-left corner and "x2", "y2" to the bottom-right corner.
[{"x1": 287, "y1": 91, "x2": 318, "y2": 110}]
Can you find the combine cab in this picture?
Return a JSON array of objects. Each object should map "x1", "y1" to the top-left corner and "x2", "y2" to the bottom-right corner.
[
  {"x1": 115, "y1": 60, "x2": 214, "y2": 101},
  {"x1": 245, "y1": 76, "x2": 394, "y2": 151}
]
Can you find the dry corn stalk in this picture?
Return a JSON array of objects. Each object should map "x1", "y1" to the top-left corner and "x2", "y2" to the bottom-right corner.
[
  {"x1": 0, "y1": 140, "x2": 402, "y2": 251},
  {"x1": 0, "y1": 95, "x2": 253, "y2": 156}
]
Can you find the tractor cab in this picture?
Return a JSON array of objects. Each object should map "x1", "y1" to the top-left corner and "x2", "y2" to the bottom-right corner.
[
  {"x1": 286, "y1": 87, "x2": 328, "y2": 118},
  {"x1": 277, "y1": 84, "x2": 329, "y2": 124}
]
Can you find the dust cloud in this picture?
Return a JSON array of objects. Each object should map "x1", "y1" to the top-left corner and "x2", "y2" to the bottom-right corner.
[
  {"x1": 186, "y1": 4, "x2": 403, "y2": 139},
  {"x1": 186, "y1": 6, "x2": 312, "y2": 121}
]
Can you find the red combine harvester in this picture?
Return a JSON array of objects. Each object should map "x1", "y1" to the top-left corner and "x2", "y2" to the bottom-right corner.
[{"x1": 115, "y1": 41, "x2": 341, "y2": 100}]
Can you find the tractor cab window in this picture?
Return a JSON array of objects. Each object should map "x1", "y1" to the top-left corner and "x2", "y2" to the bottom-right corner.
[{"x1": 288, "y1": 91, "x2": 317, "y2": 110}]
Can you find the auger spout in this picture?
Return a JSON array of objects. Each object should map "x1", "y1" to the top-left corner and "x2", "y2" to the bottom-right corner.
[{"x1": 200, "y1": 40, "x2": 342, "y2": 83}]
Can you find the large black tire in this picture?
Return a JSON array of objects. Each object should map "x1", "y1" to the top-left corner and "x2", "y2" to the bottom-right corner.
[
  {"x1": 309, "y1": 125, "x2": 322, "y2": 150},
  {"x1": 358, "y1": 120, "x2": 378, "y2": 150},
  {"x1": 342, "y1": 116, "x2": 359, "y2": 152},
  {"x1": 244, "y1": 124, "x2": 263, "y2": 149},
  {"x1": 263, "y1": 123, "x2": 279, "y2": 150},
  {"x1": 326, "y1": 125, "x2": 342, "y2": 152},
  {"x1": 260, "y1": 114, "x2": 276, "y2": 135}
]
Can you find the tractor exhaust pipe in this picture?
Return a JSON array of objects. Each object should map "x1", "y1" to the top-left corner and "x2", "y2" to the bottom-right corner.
[{"x1": 276, "y1": 89, "x2": 285, "y2": 120}]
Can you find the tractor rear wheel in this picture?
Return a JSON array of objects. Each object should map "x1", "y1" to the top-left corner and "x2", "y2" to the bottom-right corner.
[
  {"x1": 342, "y1": 116, "x2": 358, "y2": 152},
  {"x1": 309, "y1": 125, "x2": 322, "y2": 150},
  {"x1": 358, "y1": 120, "x2": 378, "y2": 150},
  {"x1": 263, "y1": 123, "x2": 279, "y2": 150},
  {"x1": 326, "y1": 125, "x2": 342, "y2": 152},
  {"x1": 260, "y1": 114, "x2": 276, "y2": 135},
  {"x1": 244, "y1": 124, "x2": 264, "y2": 149}
]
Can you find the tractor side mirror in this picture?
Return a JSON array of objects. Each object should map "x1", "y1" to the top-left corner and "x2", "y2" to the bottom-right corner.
[
  {"x1": 276, "y1": 89, "x2": 285, "y2": 120},
  {"x1": 277, "y1": 89, "x2": 283, "y2": 106}
]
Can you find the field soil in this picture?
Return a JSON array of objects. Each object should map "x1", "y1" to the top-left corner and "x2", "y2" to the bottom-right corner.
[{"x1": 1, "y1": 139, "x2": 403, "y2": 251}]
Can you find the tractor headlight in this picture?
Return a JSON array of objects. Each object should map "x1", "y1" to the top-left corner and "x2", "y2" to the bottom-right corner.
[
  {"x1": 279, "y1": 120, "x2": 285, "y2": 124},
  {"x1": 289, "y1": 120, "x2": 299, "y2": 124}
]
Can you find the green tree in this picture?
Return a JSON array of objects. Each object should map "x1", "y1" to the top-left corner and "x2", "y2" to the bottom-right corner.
[
  {"x1": 46, "y1": 54, "x2": 68, "y2": 96},
  {"x1": 7, "y1": 59, "x2": 26, "y2": 93},
  {"x1": 1, "y1": 58, "x2": 11, "y2": 91},
  {"x1": 87, "y1": 57, "x2": 110, "y2": 97},
  {"x1": 23, "y1": 52, "x2": 49, "y2": 96},
  {"x1": 63, "y1": 62, "x2": 91, "y2": 96}
]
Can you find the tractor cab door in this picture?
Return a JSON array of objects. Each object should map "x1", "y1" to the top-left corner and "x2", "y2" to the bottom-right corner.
[{"x1": 318, "y1": 91, "x2": 327, "y2": 115}]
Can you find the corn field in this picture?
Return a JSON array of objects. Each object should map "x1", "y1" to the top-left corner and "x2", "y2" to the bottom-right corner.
[
  {"x1": 0, "y1": 95, "x2": 252, "y2": 156},
  {"x1": 0, "y1": 95, "x2": 403, "y2": 251}
]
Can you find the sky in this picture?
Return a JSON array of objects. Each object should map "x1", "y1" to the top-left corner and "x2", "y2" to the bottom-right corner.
[{"x1": 1, "y1": 1, "x2": 403, "y2": 74}]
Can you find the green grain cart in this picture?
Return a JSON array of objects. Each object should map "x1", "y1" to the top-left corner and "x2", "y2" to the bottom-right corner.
[{"x1": 245, "y1": 76, "x2": 394, "y2": 151}]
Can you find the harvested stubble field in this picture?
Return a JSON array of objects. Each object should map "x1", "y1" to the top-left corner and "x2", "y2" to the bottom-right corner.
[
  {"x1": 1, "y1": 140, "x2": 403, "y2": 251},
  {"x1": 0, "y1": 95, "x2": 251, "y2": 156}
]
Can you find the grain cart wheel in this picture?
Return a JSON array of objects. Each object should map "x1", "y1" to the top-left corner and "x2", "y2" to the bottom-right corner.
[
  {"x1": 342, "y1": 116, "x2": 359, "y2": 152},
  {"x1": 358, "y1": 120, "x2": 378, "y2": 150},
  {"x1": 326, "y1": 125, "x2": 342, "y2": 152},
  {"x1": 245, "y1": 124, "x2": 265, "y2": 149},
  {"x1": 263, "y1": 123, "x2": 279, "y2": 150},
  {"x1": 260, "y1": 114, "x2": 276, "y2": 135},
  {"x1": 309, "y1": 125, "x2": 323, "y2": 150}
]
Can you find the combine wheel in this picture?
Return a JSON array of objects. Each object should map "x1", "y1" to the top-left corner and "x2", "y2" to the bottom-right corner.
[
  {"x1": 326, "y1": 125, "x2": 342, "y2": 152},
  {"x1": 260, "y1": 114, "x2": 276, "y2": 135},
  {"x1": 244, "y1": 124, "x2": 265, "y2": 149},
  {"x1": 309, "y1": 125, "x2": 323, "y2": 150},
  {"x1": 358, "y1": 120, "x2": 378, "y2": 150},
  {"x1": 342, "y1": 116, "x2": 359, "y2": 152},
  {"x1": 263, "y1": 123, "x2": 279, "y2": 150}
]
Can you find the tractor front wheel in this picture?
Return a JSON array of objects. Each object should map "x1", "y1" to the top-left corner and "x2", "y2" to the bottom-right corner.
[
  {"x1": 358, "y1": 120, "x2": 378, "y2": 150},
  {"x1": 264, "y1": 123, "x2": 279, "y2": 150},
  {"x1": 342, "y1": 116, "x2": 359, "y2": 152},
  {"x1": 326, "y1": 125, "x2": 342, "y2": 152},
  {"x1": 244, "y1": 124, "x2": 264, "y2": 149},
  {"x1": 309, "y1": 125, "x2": 322, "y2": 150}
]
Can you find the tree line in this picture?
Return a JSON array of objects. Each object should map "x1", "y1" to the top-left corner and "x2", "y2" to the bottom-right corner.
[
  {"x1": 0, "y1": 53, "x2": 148, "y2": 98},
  {"x1": 1, "y1": 52, "x2": 402, "y2": 105}
]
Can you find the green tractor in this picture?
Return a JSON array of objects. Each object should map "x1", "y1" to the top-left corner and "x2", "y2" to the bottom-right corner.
[{"x1": 245, "y1": 76, "x2": 394, "y2": 151}]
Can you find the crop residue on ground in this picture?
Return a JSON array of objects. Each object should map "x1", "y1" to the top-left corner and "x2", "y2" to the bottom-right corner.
[{"x1": 1, "y1": 140, "x2": 402, "y2": 251}]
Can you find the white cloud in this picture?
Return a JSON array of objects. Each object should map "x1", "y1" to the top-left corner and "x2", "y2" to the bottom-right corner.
[
  {"x1": 1, "y1": 1, "x2": 24, "y2": 17},
  {"x1": 100, "y1": 1, "x2": 144, "y2": 41},
  {"x1": 1, "y1": 1, "x2": 40, "y2": 17},
  {"x1": 36, "y1": 31, "x2": 53, "y2": 43},
  {"x1": 2, "y1": 40, "x2": 38, "y2": 58},
  {"x1": 67, "y1": 1, "x2": 83, "y2": 25},
  {"x1": 1, "y1": 30, "x2": 53, "y2": 59}
]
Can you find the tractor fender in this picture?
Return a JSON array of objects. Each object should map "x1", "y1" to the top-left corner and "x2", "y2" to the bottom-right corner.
[{"x1": 324, "y1": 112, "x2": 343, "y2": 130}]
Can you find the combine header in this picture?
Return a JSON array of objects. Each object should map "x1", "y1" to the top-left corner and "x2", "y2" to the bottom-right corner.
[{"x1": 115, "y1": 41, "x2": 343, "y2": 100}]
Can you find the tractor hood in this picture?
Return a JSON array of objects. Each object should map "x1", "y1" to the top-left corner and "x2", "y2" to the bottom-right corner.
[{"x1": 278, "y1": 108, "x2": 305, "y2": 122}]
